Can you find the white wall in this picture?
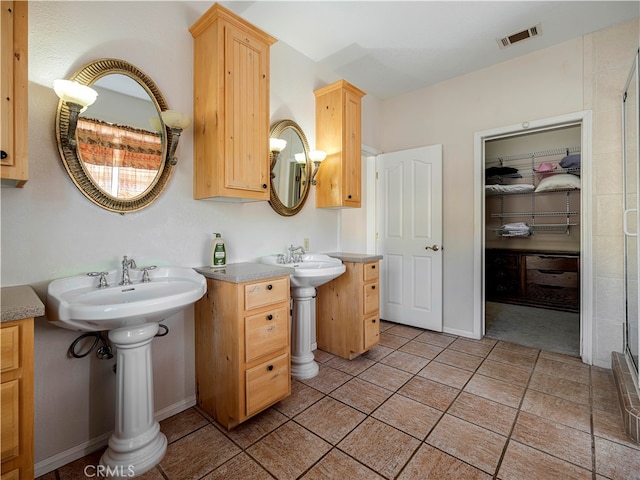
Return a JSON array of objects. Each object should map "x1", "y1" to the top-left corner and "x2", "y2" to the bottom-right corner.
[{"x1": 0, "y1": 2, "x2": 381, "y2": 472}]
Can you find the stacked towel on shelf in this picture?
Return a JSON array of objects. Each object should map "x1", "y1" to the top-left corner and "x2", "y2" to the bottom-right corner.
[{"x1": 500, "y1": 222, "x2": 531, "y2": 237}]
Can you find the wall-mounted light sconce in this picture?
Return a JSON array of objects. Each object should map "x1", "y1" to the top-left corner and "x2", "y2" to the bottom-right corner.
[
  {"x1": 309, "y1": 150, "x2": 326, "y2": 185},
  {"x1": 53, "y1": 79, "x2": 99, "y2": 148},
  {"x1": 160, "y1": 110, "x2": 192, "y2": 166},
  {"x1": 270, "y1": 137, "x2": 287, "y2": 160}
]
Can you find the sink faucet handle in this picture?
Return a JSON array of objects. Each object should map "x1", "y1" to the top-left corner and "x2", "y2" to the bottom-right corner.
[
  {"x1": 87, "y1": 271, "x2": 109, "y2": 288},
  {"x1": 139, "y1": 266, "x2": 157, "y2": 283},
  {"x1": 276, "y1": 254, "x2": 285, "y2": 264}
]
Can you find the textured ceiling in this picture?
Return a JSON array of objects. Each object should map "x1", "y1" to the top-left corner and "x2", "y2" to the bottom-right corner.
[{"x1": 186, "y1": 1, "x2": 639, "y2": 99}]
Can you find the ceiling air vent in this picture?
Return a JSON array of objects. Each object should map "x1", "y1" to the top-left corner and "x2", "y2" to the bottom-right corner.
[{"x1": 497, "y1": 23, "x2": 542, "y2": 49}]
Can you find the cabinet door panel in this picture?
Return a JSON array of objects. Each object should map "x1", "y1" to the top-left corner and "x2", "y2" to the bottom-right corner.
[
  {"x1": 245, "y1": 353, "x2": 289, "y2": 416},
  {"x1": 244, "y1": 278, "x2": 289, "y2": 310},
  {"x1": 363, "y1": 262, "x2": 379, "y2": 282},
  {"x1": 1, "y1": 380, "x2": 19, "y2": 462},
  {"x1": 0, "y1": 325, "x2": 19, "y2": 374},
  {"x1": 363, "y1": 283, "x2": 379, "y2": 316},
  {"x1": 245, "y1": 306, "x2": 288, "y2": 363},
  {"x1": 363, "y1": 317, "x2": 379, "y2": 350}
]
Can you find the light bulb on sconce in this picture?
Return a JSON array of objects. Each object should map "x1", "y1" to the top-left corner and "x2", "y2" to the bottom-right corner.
[
  {"x1": 309, "y1": 150, "x2": 327, "y2": 185},
  {"x1": 160, "y1": 110, "x2": 192, "y2": 166},
  {"x1": 269, "y1": 137, "x2": 287, "y2": 168},
  {"x1": 53, "y1": 79, "x2": 99, "y2": 148}
]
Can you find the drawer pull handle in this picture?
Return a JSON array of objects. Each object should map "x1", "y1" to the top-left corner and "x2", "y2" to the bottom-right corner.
[
  {"x1": 371, "y1": 265, "x2": 376, "y2": 269},
  {"x1": 267, "y1": 365, "x2": 274, "y2": 371},
  {"x1": 372, "y1": 319, "x2": 377, "y2": 323},
  {"x1": 267, "y1": 284, "x2": 273, "y2": 290},
  {"x1": 371, "y1": 285, "x2": 376, "y2": 290},
  {"x1": 267, "y1": 314, "x2": 273, "y2": 320},
  {"x1": 538, "y1": 269, "x2": 564, "y2": 275}
]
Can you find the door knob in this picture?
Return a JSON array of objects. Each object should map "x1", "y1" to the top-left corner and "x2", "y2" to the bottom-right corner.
[{"x1": 425, "y1": 245, "x2": 440, "y2": 251}]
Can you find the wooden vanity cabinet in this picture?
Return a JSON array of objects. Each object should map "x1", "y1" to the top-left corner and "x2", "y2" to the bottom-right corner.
[
  {"x1": 1, "y1": 317, "x2": 34, "y2": 480},
  {"x1": 1, "y1": 1, "x2": 28, "y2": 187},
  {"x1": 314, "y1": 80, "x2": 366, "y2": 208},
  {"x1": 189, "y1": 3, "x2": 276, "y2": 201},
  {"x1": 195, "y1": 275, "x2": 291, "y2": 429},
  {"x1": 316, "y1": 261, "x2": 380, "y2": 359}
]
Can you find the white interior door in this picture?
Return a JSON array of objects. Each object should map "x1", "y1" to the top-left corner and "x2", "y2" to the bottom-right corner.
[{"x1": 376, "y1": 145, "x2": 443, "y2": 331}]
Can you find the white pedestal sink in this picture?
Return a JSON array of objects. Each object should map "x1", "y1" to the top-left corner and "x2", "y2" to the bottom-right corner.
[
  {"x1": 47, "y1": 266, "x2": 206, "y2": 477},
  {"x1": 260, "y1": 254, "x2": 346, "y2": 379}
]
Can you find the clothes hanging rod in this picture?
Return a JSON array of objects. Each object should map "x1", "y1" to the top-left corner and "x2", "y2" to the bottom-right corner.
[{"x1": 486, "y1": 145, "x2": 580, "y2": 165}]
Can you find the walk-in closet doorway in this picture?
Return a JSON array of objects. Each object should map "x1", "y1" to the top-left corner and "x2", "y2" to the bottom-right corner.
[{"x1": 473, "y1": 111, "x2": 593, "y2": 364}]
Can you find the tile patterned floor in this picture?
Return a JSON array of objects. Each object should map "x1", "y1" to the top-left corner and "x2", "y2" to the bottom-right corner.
[{"x1": 38, "y1": 321, "x2": 640, "y2": 480}]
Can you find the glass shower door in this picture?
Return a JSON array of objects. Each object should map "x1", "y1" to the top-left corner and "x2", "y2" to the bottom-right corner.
[{"x1": 623, "y1": 49, "x2": 639, "y2": 377}]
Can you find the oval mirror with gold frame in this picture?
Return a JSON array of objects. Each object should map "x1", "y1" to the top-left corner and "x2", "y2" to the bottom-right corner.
[
  {"x1": 55, "y1": 58, "x2": 173, "y2": 213},
  {"x1": 269, "y1": 119, "x2": 311, "y2": 216}
]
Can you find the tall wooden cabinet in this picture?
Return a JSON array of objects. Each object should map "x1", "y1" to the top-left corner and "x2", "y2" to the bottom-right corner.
[
  {"x1": 195, "y1": 273, "x2": 291, "y2": 429},
  {"x1": 316, "y1": 260, "x2": 380, "y2": 359},
  {"x1": 189, "y1": 3, "x2": 276, "y2": 201},
  {"x1": 314, "y1": 80, "x2": 366, "y2": 208},
  {"x1": 1, "y1": 1, "x2": 28, "y2": 187},
  {"x1": 1, "y1": 318, "x2": 34, "y2": 480}
]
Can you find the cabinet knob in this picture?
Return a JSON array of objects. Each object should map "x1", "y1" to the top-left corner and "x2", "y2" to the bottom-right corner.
[
  {"x1": 348, "y1": 195, "x2": 352, "y2": 199},
  {"x1": 267, "y1": 284, "x2": 273, "y2": 290},
  {"x1": 262, "y1": 184, "x2": 268, "y2": 189},
  {"x1": 267, "y1": 365, "x2": 274, "y2": 371},
  {"x1": 267, "y1": 314, "x2": 273, "y2": 320},
  {"x1": 371, "y1": 265, "x2": 376, "y2": 269},
  {"x1": 371, "y1": 285, "x2": 376, "y2": 290},
  {"x1": 0, "y1": 150, "x2": 7, "y2": 160},
  {"x1": 372, "y1": 318, "x2": 377, "y2": 323}
]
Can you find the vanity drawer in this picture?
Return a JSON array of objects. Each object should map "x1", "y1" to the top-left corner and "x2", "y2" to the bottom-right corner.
[
  {"x1": 363, "y1": 283, "x2": 379, "y2": 316},
  {"x1": 525, "y1": 255, "x2": 578, "y2": 272},
  {"x1": 363, "y1": 262, "x2": 379, "y2": 282},
  {"x1": 244, "y1": 306, "x2": 289, "y2": 363},
  {"x1": 244, "y1": 277, "x2": 289, "y2": 311},
  {"x1": 0, "y1": 326, "x2": 20, "y2": 375},
  {"x1": 363, "y1": 316, "x2": 380, "y2": 350},
  {"x1": 245, "y1": 352, "x2": 290, "y2": 417},
  {"x1": 527, "y1": 269, "x2": 578, "y2": 288}
]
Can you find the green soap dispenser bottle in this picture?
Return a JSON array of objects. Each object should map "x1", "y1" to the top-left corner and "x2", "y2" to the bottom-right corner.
[{"x1": 210, "y1": 233, "x2": 226, "y2": 267}]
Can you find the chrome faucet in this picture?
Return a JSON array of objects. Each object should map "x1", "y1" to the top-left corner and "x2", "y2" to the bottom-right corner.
[
  {"x1": 287, "y1": 244, "x2": 306, "y2": 263},
  {"x1": 120, "y1": 255, "x2": 137, "y2": 285}
]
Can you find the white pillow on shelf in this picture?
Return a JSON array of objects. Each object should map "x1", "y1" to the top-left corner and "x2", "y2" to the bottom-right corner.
[{"x1": 535, "y1": 173, "x2": 581, "y2": 192}]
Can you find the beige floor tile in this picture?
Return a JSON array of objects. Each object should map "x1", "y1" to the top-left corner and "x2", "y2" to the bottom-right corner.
[
  {"x1": 534, "y1": 356, "x2": 591, "y2": 385},
  {"x1": 594, "y1": 436, "x2": 640, "y2": 479},
  {"x1": 414, "y1": 330, "x2": 457, "y2": 347},
  {"x1": 379, "y1": 320, "x2": 394, "y2": 332},
  {"x1": 325, "y1": 354, "x2": 376, "y2": 375},
  {"x1": 299, "y1": 364, "x2": 352, "y2": 394},
  {"x1": 593, "y1": 407, "x2": 640, "y2": 448},
  {"x1": 495, "y1": 341, "x2": 540, "y2": 358},
  {"x1": 379, "y1": 350, "x2": 430, "y2": 373},
  {"x1": 398, "y1": 443, "x2": 492, "y2": 480},
  {"x1": 385, "y1": 324, "x2": 424, "y2": 339},
  {"x1": 447, "y1": 391, "x2": 517, "y2": 436},
  {"x1": 398, "y1": 339, "x2": 444, "y2": 359},
  {"x1": 448, "y1": 338, "x2": 494, "y2": 358},
  {"x1": 313, "y1": 349, "x2": 337, "y2": 364},
  {"x1": 529, "y1": 370, "x2": 590, "y2": 406},
  {"x1": 511, "y1": 411, "x2": 593, "y2": 469},
  {"x1": 57, "y1": 449, "x2": 105, "y2": 480},
  {"x1": 224, "y1": 408, "x2": 288, "y2": 448},
  {"x1": 358, "y1": 362, "x2": 413, "y2": 391},
  {"x1": 418, "y1": 360, "x2": 474, "y2": 389},
  {"x1": 372, "y1": 393, "x2": 442, "y2": 439},
  {"x1": 379, "y1": 331, "x2": 411, "y2": 349},
  {"x1": 160, "y1": 424, "x2": 241, "y2": 480},
  {"x1": 338, "y1": 417, "x2": 420, "y2": 479},
  {"x1": 486, "y1": 347, "x2": 537, "y2": 370},
  {"x1": 463, "y1": 374, "x2": 526, "y2": 408},
  {"x1": 433, "y1": 348, "x2": 484, "y2": 371},
  {"x1": 274, "y1": 380, "x2": 324, "y2": 418},
  {"x1": 476, "y1": 359, "x2": 532, "y2": 387},
  {"x1": 247, "y1": 422, "x2": 331, "y2": 480},
  {"x1": 498, "y1": 440, "x2": 592, "y2": 480},
  {"x1": 160, "y1": 407, "x2": 209, "y2": 444},
  {"x1": 202, "y1": 453, "x2": 272, "y2": 480},
  {"x1": 539, "y1": 350, "x2": 584, "y2": 365},
  {"x1": 426, "y1": 414, "x2": 507, "y2": 475},
  {"x1": 521, "y1": 389, "x2": 591, "y2": 433},
  {"x1": 398, "y1": 376, "x2": 459, "y2": 411},
  {"x1": 302, "y1": 449, "x2": 385, "y2": 480},
  {"x1": 294, "y1": 396, "x2": 366, "y2": 444},
  {"x1": 330, "y1": 377, "x2": 393, "y2": 414},
  {"x1": 361, "y1": 343, "x2": 394, "y2": 361}
]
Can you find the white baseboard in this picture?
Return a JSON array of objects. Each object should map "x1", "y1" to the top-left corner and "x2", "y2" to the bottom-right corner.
[{"x1": 34, "y1": 396, "x2": 196, "y2": 477}]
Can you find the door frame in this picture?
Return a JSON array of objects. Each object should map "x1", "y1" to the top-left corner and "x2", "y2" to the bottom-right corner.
[{"x1": 473, "y1": 111, "x2": 593, "y2": 364}]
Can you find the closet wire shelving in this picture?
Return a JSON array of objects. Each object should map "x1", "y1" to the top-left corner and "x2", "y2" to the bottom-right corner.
[{"x1": 485, "y1": 145, "x2": 581, "y2": 236}]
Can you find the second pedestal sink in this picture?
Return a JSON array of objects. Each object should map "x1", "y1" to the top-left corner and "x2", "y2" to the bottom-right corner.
[
  {"x1": 47, "y1": 264, "x2": 206, "y2": 477},
  {"x1": 260, "y1": 254, "x2": 346, "y2": 379}
]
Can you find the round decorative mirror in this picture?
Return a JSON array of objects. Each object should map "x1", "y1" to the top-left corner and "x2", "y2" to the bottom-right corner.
[
  {"x1": 55, "y1": 58, "x2": 173, "y2": 213},
  {"x1": 269, "y1": 119, "x2": 311, "y2": 216}
]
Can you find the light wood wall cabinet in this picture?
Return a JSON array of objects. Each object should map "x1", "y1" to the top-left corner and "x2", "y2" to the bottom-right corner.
[
  {"x1": 1, "y1": 1, "x2": 28, "y2": 187},
  {"x1": 1, "y1": 318, "x2": 34, "y2": 480},
  {"x1": 189, "y1": 3, "x2": 276, "y2": 201},
  {"x1": 314, "y1": 80, "x2": 366, "y2": 208},
  {"x1": 316, "y1": 261, "x2": 380, "y2": 359},
  {"x1": 195, "y1": 275, "x2": 291, "y2": 429}
]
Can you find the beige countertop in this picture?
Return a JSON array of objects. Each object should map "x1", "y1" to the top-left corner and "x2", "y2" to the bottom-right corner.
[
  {"x1": 326, "y1": 252, "x2": 383, "y2": 263},
  {"x1": 1, "y1": 285, "x2": 45, "y2": 322},
  {"x1": 194, "y1": 263, "x2": 294, "y2": 283}
]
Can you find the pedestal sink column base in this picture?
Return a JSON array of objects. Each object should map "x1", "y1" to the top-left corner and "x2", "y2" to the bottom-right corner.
[
  {"x1": 100, "y1": 323, "x2": 167, "y2": 477},
  {"x1": 290, "y1": 286, "x2": 319, "y2": 380}
]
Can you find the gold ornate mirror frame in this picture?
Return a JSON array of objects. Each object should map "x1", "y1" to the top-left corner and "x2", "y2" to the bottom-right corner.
[
  {"x1": 55, "y1": 58, "x2": 173, "y2": 213},
  {"x1": 268, "y1": 119, "x2": 311, "y2": 216}
]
